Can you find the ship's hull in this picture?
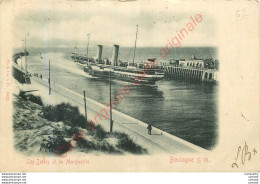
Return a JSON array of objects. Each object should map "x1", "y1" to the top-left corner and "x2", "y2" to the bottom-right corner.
[
  {"x1": 112, "y1": 70, "x2": 164, "y2": 84},
  {"x1": 87, "y1": 65, "x2": 164, "y2": 84}
]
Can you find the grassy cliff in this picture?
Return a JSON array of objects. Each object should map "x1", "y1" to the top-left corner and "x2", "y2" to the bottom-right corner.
[{"x1": 13, "y1": 92, "x2": 147, "y2": 156}]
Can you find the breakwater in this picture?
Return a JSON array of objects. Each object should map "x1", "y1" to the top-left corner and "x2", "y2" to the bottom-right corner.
[
  {"x1": 12, "y1": 63, "x2": 31, "y2": 84},
  {"x1": 12, "y1": 52, "x2": 31, "y2": 84}
]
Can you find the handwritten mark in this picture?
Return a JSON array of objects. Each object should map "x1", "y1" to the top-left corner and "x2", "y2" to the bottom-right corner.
[
  {"x1": 232, "y1": 142, "x2": 257, "y2": 168},
  {"x1": 236, "y1": 9, "x2": 249, "y2": 21}
]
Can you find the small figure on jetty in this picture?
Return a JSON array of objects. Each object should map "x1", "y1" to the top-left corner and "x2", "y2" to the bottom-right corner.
[{"x1": 147, "y1": 124, "x2": 152, "y2": 135}]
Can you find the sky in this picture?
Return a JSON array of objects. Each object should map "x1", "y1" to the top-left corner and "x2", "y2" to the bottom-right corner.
[{"x1": 12, "y1": 2, "x2": 217, "y2": 48}]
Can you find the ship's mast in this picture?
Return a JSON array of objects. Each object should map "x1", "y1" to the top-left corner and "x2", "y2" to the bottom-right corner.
[
  {"x1": 132, "y1": 25, "x2": 138, "y2": 64},
  {"x1": 24, "y1": 33, "x2": 29, "y2": 72},
  {"x1": 24, "y1": 34, "x2": 27, "y2": 72},
  {"x1": 109, "y1": 71, "x2": 113, "y2": 133},
  {"x1": 87, "y1": 33, "x2": 90, "y2": 63},
  {"x1": 48, "y1": 60, "x2": 51, "y2": 95}
]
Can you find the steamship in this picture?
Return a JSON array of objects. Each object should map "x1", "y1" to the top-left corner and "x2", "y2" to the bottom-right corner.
[
  {"x1": 72, "y1": 26, "x2": 164, "y2": 84},
  {"x1": 86, "y1": 44, "x2": 164, "y2": 84},
  {"x1": 86, "y1": 26, "x2": 164, "y2": 84},
  {"x1": 87, "y1": 59, "x2": 164, "y2": 84}
]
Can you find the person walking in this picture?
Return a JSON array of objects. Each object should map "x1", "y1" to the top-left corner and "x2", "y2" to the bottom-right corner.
[{"x1": 147, "y1": 124, "x2": 152, "y2": 135}]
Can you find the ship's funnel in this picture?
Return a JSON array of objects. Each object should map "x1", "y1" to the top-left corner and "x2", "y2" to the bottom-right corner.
[
  {"x1": 96, "y1": 45, "x2": 103, "y2": 62},
  {"x1": 111, "y1": 45, "x2": 119, "y2": 66}
]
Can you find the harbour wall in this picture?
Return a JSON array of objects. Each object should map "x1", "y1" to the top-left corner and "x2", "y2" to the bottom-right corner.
[
  {"x1": 163, "y1": 66, "x2": 218, "y2": 82},
  {"x1": 12, "y1": 64, "x2": 31, "y2": 84}
]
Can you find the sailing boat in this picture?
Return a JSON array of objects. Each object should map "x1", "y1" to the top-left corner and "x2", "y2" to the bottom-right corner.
[{"x1": 87, "y1": 25, "x2": 164, "y2": 84}]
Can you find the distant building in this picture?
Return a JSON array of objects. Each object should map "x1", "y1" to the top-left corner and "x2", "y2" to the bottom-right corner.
[
  {"x1": 172, "y1": 59, "x2": 204, "y2": 69},
  {"x1": 180, "y1": 59, "x2": 204, "y2": 68}
]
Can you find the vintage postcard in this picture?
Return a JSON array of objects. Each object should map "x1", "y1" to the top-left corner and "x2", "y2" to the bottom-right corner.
[{"x1": 0, "y1": 0, "x2": 259, "y2": 172}]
